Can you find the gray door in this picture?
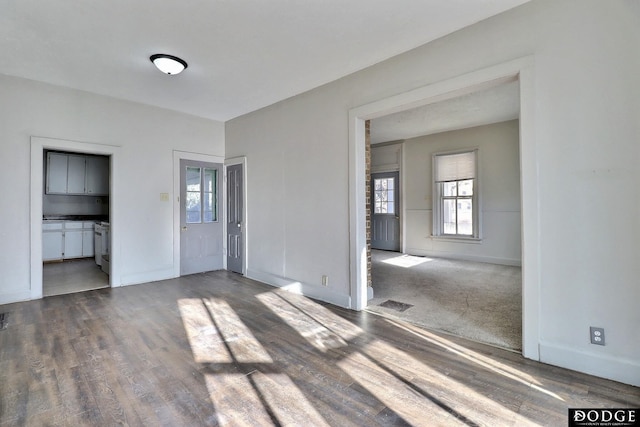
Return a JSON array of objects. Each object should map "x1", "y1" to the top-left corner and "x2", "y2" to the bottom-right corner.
[
  {"x1": 371, "y1": 171, "x2": 400, "y2": 251},
  {"x1": 180, "y1": 159, "x2": 223, "y2": 275},
  {"x1": 226, "y1": 164, "x2": 244, "y2": 274}
]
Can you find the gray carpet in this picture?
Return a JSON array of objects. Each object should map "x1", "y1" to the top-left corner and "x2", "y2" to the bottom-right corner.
[{"x1": 368, "y1": 250, "x2": 522, "y2": 351}]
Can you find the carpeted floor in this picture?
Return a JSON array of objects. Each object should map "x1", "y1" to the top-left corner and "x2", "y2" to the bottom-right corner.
[{"x1": 367, "y1": 250, "x2": 522, "y2": 351}]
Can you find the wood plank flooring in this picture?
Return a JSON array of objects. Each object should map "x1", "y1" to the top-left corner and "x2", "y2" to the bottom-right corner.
[{"x1": 1, "y1": 271, "x2": 638, "y2": 426}]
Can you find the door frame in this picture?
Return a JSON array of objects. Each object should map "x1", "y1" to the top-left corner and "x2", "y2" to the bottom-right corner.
[
  {"x1": 348, "y1": 56, "x2": 541, "y2": 360},
  {"x1": 224, "y1": 156, "x2": 248, "y2": 276},
  {"x1": 30, "y1": 136, "x2": 121, "y2": 299},
  {"x1": 172, "y1": 151, "x2": 225, "y2": 277}
]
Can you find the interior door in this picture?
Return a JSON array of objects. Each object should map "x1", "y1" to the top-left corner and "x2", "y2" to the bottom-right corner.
[
  {"x1": 226, "y1": 163, "x2": 243, "y2": 274},
  {"x1": 371, "y1": 171, "x2": 400, "y2": 251},
  {"x1": 180, "y1": 160, "x2": 223, "y2": 275}
]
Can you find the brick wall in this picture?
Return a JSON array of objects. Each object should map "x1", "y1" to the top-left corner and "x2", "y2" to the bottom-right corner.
[{"x1": 365, "y1": 120, "x2": 372, "y2": 289}]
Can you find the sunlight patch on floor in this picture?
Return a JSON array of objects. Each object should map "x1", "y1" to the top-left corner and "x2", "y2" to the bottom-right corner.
[
  {"x1": 257, "y1": 291, "x2": 363, "y2": 352},
  {"x1": 204, "y1": 373, "x2": 274, "y2": 426},
  {"x1": 251, "y1": 372, "x2": 330, "y2": 426},
  {"x1": 178, "y1": 298, "x2": 272, "y2": 364},
  {"x1": 347, "y1": 338, "x2": 540, "y2": 426},
  {"x1": 385, "y1": 318, "x2": 565, "y2": 401},
  {"x1": 381, "y1": 254, "x2": 432, "y2": 268}
]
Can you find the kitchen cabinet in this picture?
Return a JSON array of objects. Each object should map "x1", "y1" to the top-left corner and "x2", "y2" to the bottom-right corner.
[
  {"x1": 66, "y1": 155, "x2": 87, "y2": 194},
  {"x1": 64, "y1": 229, "x2": 84, "y2": 258},
  {"x1": 42, "y1": 221, "x2": 95, "y2": 261},
  {"x1": 42, "y1": 221, "x2": 64, "y2": 261},
  {"x1": 82, "y1": 222, "x2": 95, "y2": 257},
  {"x1": 46, "y1": 153, "x2": 68, "y2": 194},
  {"x1": 85, "y1": 156, "x2": 109, "y2": 195},
  {"x1": 45, "y1": 152, "x2": 109, "y2": 196}
]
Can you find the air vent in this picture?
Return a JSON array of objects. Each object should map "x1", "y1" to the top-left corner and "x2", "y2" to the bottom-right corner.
[{"x1": 379, "y1": 300, "x2": 413, "y2": 312}]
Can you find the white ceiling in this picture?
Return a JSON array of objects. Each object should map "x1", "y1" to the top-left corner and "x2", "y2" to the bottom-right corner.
[
  {"x1": 0, "y1": 0, "x2": 529, "y2": 122},
  {"x1": 370, "y1": 80, "x2": 520, "y2": 144}
]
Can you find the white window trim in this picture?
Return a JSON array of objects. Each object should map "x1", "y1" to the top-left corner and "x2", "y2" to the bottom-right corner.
[{"x1": 432, "y1": 148, "x2": 481, "y2": 240}]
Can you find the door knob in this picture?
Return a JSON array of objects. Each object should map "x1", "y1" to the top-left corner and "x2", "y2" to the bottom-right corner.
[
  {"x1": 237, "y1": 223, "x2": 241, "y2": 228},
  {"x1": 181, "y1": 226, "x2": 188, "y2": 231}
]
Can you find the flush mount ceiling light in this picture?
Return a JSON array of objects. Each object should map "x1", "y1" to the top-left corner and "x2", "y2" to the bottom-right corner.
[{"x1": 150, "y1": 54, "x2": 188, "y2": 75}]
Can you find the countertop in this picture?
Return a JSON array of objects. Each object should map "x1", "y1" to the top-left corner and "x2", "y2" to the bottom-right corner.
[{"x1": 43, "y1": 215, "x2": 109, "y2": 221}]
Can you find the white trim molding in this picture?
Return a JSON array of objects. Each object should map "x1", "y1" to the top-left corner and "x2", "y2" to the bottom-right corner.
[{"x1": 247, "y1": 269, "x2": 351, "y2": 309}]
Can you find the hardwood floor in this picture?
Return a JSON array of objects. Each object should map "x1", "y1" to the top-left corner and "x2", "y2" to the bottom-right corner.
[{"x1": 1, "y1": 271, "x2": 638, "y2": 426}]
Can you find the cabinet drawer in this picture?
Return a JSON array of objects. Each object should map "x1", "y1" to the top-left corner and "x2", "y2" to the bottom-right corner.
[
  {"x1": 82, "y1": 221, "x2": 96, "y2": 229},
  {"x1": 42, "y1": 221, "x2": 63, "y2": 230},
  {"x1": 64, "y1": 221, "x2": 84, "y2": 229}
]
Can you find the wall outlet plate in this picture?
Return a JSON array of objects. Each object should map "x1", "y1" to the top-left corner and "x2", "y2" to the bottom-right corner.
[
  {"x1": 590, "y1": 326, "x2": 605, "y2": 345},
  {"x1": 321, "y1": 275, "x2": 328, "y2": 286}
]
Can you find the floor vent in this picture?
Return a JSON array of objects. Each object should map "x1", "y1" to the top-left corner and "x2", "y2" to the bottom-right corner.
[
  {"x1": 0, "y1": 313, "x2": 7, "y2": 330},
  {"x1": 379, "y1": 300, "x2": 413, "y2": 312}
]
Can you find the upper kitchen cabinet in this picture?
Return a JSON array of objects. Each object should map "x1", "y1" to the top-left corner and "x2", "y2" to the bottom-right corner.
[
  {"x1": 67, "y1": 154, "x2": 87, "y2": 194},
  {"x1": 45, "y1": 152, "x2": 109, "y2": 196},
  {"x1": 85, "y1": 155, "x2": 109, "y2": 195},
  {"x1": 46, "y1": 152, "x2": 69, "y2": 194}
]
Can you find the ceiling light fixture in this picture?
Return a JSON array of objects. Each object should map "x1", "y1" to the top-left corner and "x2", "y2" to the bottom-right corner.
[{"x1": 150, "y1": 54, "x2": 188, "y2": 75}]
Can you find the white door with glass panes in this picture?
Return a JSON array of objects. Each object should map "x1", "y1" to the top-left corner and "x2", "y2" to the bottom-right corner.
[
  {"x1": 371, "y1": 171, "x2": 400, "y2": 251},
  {"x1": 180, "y1": 160, "x2": 223, "y2": 275}
]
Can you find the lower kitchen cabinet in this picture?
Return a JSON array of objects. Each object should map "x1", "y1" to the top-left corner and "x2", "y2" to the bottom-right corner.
[
  {"x1": 82, "y1": 229, "x2": 94, "y2": 257},
  {"x1": 64, "y1": 229, "x2": 84, "y2": 258},
  {"x1": 43, "y1": 230, "x2": 64, "y2": 261},
  {"x1": 42, "y1": 220, "x2": 96, "y2": 261}
]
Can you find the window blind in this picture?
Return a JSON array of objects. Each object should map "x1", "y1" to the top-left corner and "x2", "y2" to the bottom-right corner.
[{"x1": 435, "y1": 151, "x2": 476, "y2": 182}]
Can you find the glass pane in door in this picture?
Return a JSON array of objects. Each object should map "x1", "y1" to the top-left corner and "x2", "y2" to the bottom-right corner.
[{"x1": 186, "y1": 167, "x2": 202, "y2": 223}]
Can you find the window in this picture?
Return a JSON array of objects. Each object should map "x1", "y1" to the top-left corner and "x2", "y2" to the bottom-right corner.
[
  {"x1": 373, "y1": 177, "x2": 395, "y2": 214},
  {"x1": 186, "y1": 166, "x2": 217, "y2": 223},
  {"x1": 433, "y1": 150, "x2": 478, "y2": 238}
]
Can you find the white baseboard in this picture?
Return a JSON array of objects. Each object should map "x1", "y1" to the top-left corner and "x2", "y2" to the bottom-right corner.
[
  {"x1": 540, "y1": 341, "x2": 640, "y2": 387},
  {"x1": 405, "y1": 247, "x2": 521, "y2": 266},
  {"x1": 247, "y1": 269, "x2": 351, "y2": 309},
  {"x1": 119, "y1": 267, "x2": 176, "y2": 287},
  {"x1": 0, "y1": 290, "x2": 32, "y2": 305}
]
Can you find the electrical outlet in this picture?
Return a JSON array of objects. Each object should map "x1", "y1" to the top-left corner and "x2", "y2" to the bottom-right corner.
[
  {"x1": 321, "y1": 275, "x2": 329, "y2": 286},
  {"x1": 590, "y1": 327, "x2": 605, "y2": 346}
]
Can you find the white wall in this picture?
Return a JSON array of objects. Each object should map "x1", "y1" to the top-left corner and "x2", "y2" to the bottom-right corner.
[
  {"x1": 226, "y1": 0, "x2": 640, "y2": 386},
  {"x1": 399, "y1": 120, "x2": 521, "y2": 265},
  {"x1": 0, "y1": 74, "x2": 224, "y2": 303}
]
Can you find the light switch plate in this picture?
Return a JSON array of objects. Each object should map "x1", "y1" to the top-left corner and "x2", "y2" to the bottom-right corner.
[{"x1": 160, "y1": 193, "x2": 169, "y2": 202}]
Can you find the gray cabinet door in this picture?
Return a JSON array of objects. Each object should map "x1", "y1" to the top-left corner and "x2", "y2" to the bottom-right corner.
[
  {"x1": 43, "y1": 231, "x2": 63, "y2": 260},
  {"x1": 46, "y1": 153, "x2": 68, "y2": 194},
  {"x1": 64, "y1": 230, "x2": 84, "y2": 258},
  {"x1": 85, "y1": 156, "x2": 109, "y2": 195},
  {"x1": 226, "y1": 164, "x2": 243, "y2": 274},
  {"x1": 66, "y1": 155, "x2": 86, "y2": 194},
  {"x1": 371, "y1": 172, "x2": 400, "y2": 251}
]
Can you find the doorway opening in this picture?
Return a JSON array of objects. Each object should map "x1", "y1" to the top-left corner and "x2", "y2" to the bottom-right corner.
[
  {"x1": 42, "y1": 149, "x2": 111, "y2": 296},
  {"x1": 30, "y1": 136, "x2": 121, "y2": 300},
  {"x1": 368, "y1": 109, "x2": 522, "y2": 350},
  {"x1": 348, "y1": 58, "x2": 540, "y2": 359}
]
